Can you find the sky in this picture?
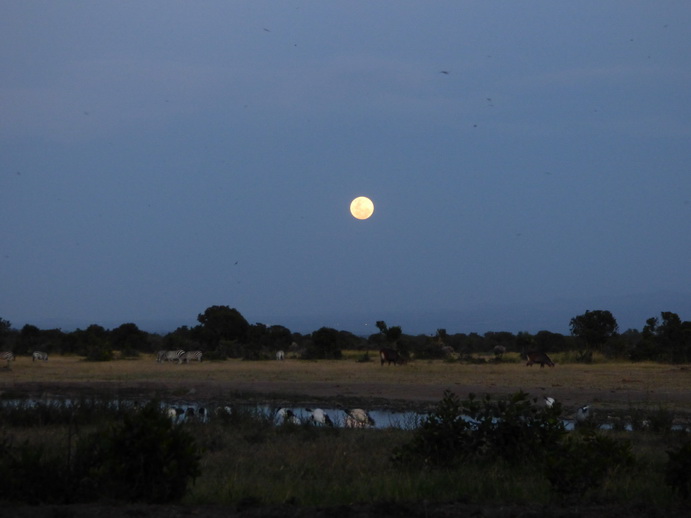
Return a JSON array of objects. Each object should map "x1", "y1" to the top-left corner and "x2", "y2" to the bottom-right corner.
[{"x1": 2, "y1": 2, "x2": 690, "y2": 336}]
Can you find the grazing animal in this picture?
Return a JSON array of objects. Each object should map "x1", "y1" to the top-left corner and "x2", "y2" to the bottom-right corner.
[
  {"x1": 344, "y1": 408, "x2": 375, "y2": 428},
  {"x1": 161, "y1": 350, "x2": 185, "y2": 364},
  {"x1": 156, "y1": 350, "x2": 167, "y2": 362},
  {"x1": 0, "y1": 351, "x2": 15, "y2": 366},
  {"x1": 306, "y1": 408, "x2": 333, "y2": 427},
  {"x1": 379, "y1": 348, "x2": 403, "y2": 366},
  {"x1": 277, "y1": 408, "x2": 300, "y2": 425},
  {"x1": 276, "y1": 350, "x2": 285, "y2": 361},
  {"x1": 32, "y1": 351, "x2": 48, "y2": 362},
  {"x1": 525, "y1": 351, "x2": 555, "y2": 368},
  {"x1": 181, "y1": 350, "x2": 203, "y2": 363}
]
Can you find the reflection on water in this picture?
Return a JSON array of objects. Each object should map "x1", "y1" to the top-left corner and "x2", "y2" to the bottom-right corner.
[{"x1": 1, "y1": 397, "x2": 688, "y2": 432}]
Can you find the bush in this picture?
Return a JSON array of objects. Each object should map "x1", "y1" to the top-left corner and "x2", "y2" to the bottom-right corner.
[
  {"x1": 84, "y1": 344, "x2": 113, "y2": 361},
  {"x1": 75, "y1": 401, "x2": 201, "y2": 503},
  {"x1": 0, "y1": 401, "x2": 201, "y2": 504},
  {"x1": 666, "y1": 441, "x2": 691, "y2": 499},
  {"x1": 0, "y1": 436, "x2": 71, "y2": 504},
  {"x1": 544, "y1": 431, "x2": 635, "y2": 499},
  {"x1": 392, "y1": 391, "x2": 566, "y2": 468}
]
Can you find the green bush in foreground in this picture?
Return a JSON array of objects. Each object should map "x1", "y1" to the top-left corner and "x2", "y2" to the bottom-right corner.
[
  {"x1": 74, "y1": 402, "x2": 201, "y2": 503},
  {"x1": 545, "y1": 431, "x2": 635, "y2": 499},
  {"x1": 0, "y1": 401, "x2": 201, "y2": 504},
  {"x1": 391, "y1": 390, "x2": 566, "y2": 468},
  {"x1": 666, "y1": 441, "x2": 691, "y2": 499},
  {"x1": 1, "y1": 394, "x2": 689, "y2": 509}
]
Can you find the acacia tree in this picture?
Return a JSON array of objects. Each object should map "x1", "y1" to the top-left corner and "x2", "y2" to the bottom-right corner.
[
  {"x1": 111, "y1": 323, "x2": 150, "y2": 356},
  {"x1": 374, "y1": 320, "x2": 402, "y2": 345},
  {"x1": 309, "y1": 327, "x2": 344, "y2": 359},
  {"x1": 569, "y1": 310, "x2": 618, "y2": 362},
  {"x1": 643, "y1": 312, "x2": 691, "y2": 363},
  {"x1": 196, "y1": 305, "x2": 249, "y2": 349}
]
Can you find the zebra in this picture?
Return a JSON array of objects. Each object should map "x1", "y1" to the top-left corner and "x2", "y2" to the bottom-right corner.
[
  {"x1": 156, "y1": 350, "x2": 167, "y2": 362},
  {"x1": 161, "y1": 350, "x2": 185, "y2": 364},
  {"x1": 181, "y1": 350, "x2": 203, "y2": 363},
  {"x1": 32, "y1": 351, "x2": 48, "y2": 362},
  {"x1": 276, "y1": 350, "x2": 285, "y2": 361},
  {"x1": 0, "y1": 351, "x2": 15, "y2": 367}
]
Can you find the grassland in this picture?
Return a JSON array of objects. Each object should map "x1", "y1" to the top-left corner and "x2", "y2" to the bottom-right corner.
[
  {"x1": 1, "y1": 352, "x2": 690, "y2": 419},
  {"x1": 2, "y1": 353, "x2": 690, "y2": 516}
]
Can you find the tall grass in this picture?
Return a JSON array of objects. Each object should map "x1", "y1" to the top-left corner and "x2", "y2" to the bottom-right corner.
[
  {"x1": 177, "y1": 410, "x2": 686, "y2": 509},
  {"x1": 0, "y1": 398, "x2": 688, "y2": 509}
]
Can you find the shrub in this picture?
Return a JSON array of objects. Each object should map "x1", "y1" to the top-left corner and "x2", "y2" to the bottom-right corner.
[
  {"x1": 666, "y1": 441, "x2": 691, "y2": 499},
  {"x1": 0, "y1": 401, "x2": 201, "y2": 504},
  {"x1": 74, "y1": 401, "x2": 201, "y2": 503},
  {"x1": 84, "y1": 344, "x2": 113, "y2": 361},
  {"x1": 544, "y1": 431, "x2": 635, "y2": 499},
  {"x1": 0, "y1": 436, "x2": 71, "y2": 504},
  {"x1": 392, "y1": 391, "x2": 566, "y2": 468}
]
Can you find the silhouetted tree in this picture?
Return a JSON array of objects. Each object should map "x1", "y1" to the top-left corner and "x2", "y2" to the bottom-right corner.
[
  {"x1": 0, "y1": 318, "x2": 12, "y2": 349},
  {"x1": 69, "y1": 324, "x2": 112, "y2": 361},
  {"x1": 569, "y1": 310, "x2": 618, "y2": 362},
  {"x1": 15, "y1": 324, "x2": 42, "y2": 355},
  {"x1": 307, "y1": 327, "x2": 345, "y2": 359},
  {"x1": 534, "y1": 330, "x2": 567, "y2": 353},
  {"x1": 196, "y1": 306, "x2": 249, "y2": 349},
  {"x1": 111, "y1": 323, "x2": 149, "y2": 356}
]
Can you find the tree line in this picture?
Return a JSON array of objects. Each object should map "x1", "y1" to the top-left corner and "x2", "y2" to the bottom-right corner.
[{"x1": 0, "y1": 306, "x2": 690, "y2": 363}]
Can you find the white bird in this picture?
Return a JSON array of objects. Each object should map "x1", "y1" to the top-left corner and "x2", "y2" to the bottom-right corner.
[
  {"x1": 544, "y1": 397, "x2": 555, "y2": 408},
  {"x1": 574, "y1": 405, "x2": 591, "y2": 422},
  {"x1": 306, "y1": 408, "x2": 333, "y2": 427},
  {"x1": 344, "y1": 408, "x2": 375, "y2": 428}
]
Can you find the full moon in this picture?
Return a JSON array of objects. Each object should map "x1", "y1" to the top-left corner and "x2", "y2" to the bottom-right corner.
[{"x1": 350, "y1": 196, "x2": 374, "y2": 220}]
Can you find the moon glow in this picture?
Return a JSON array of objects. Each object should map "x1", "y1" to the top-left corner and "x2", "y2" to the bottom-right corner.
[{"x1": 350, "y1": 196, "x2": 374, "y2": 220}]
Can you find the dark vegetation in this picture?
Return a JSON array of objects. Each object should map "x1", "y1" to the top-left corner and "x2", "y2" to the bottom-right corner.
[
  {"x1": 0, "y1": 400, "x2": 200, "y2": 504},
  {"x1": 0, "y1": 392, "x2": 689, "y2": 510},
  {"x1": 2, "y1": 306, "x2": 690, "y2": 364}
]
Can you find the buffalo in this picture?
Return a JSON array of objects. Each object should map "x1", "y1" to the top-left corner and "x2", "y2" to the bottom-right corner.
[
  {"x1": 525, "y1": 351, "x2": 555, "y2": 367},
  {"x1": 379, "y1": 348, "x2": 403, "y2": 366}
]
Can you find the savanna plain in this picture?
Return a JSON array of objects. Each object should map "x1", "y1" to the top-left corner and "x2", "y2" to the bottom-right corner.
[{"x1": 1, "y1": 353, "x2": 690, "y2": 517}]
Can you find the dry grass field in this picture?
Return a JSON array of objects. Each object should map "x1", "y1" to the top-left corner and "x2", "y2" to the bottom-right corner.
[
  {"x1": 1, "y1": 353, "x2": 689, "y2": 418},
  {"x1": 2, "y1": 354, "x2": 691, "y2": 518}
]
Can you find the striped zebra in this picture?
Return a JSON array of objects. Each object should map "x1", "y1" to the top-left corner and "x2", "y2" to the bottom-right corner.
[
  {"x1": 181, "y1": 350, "x2": 202, "y2": 363},
  {"x1": 160, "y1": 350, "x2": 185, "y2": 364},
  {"x1": 32, "y1": 351, "x2": 48, "y2": 362},
  {"x1": 1, "y1": 351, "x2": 15, "y2": 366},
  {"x1": 156, "y1": 350, "x2": 167, "y2": 363}
]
